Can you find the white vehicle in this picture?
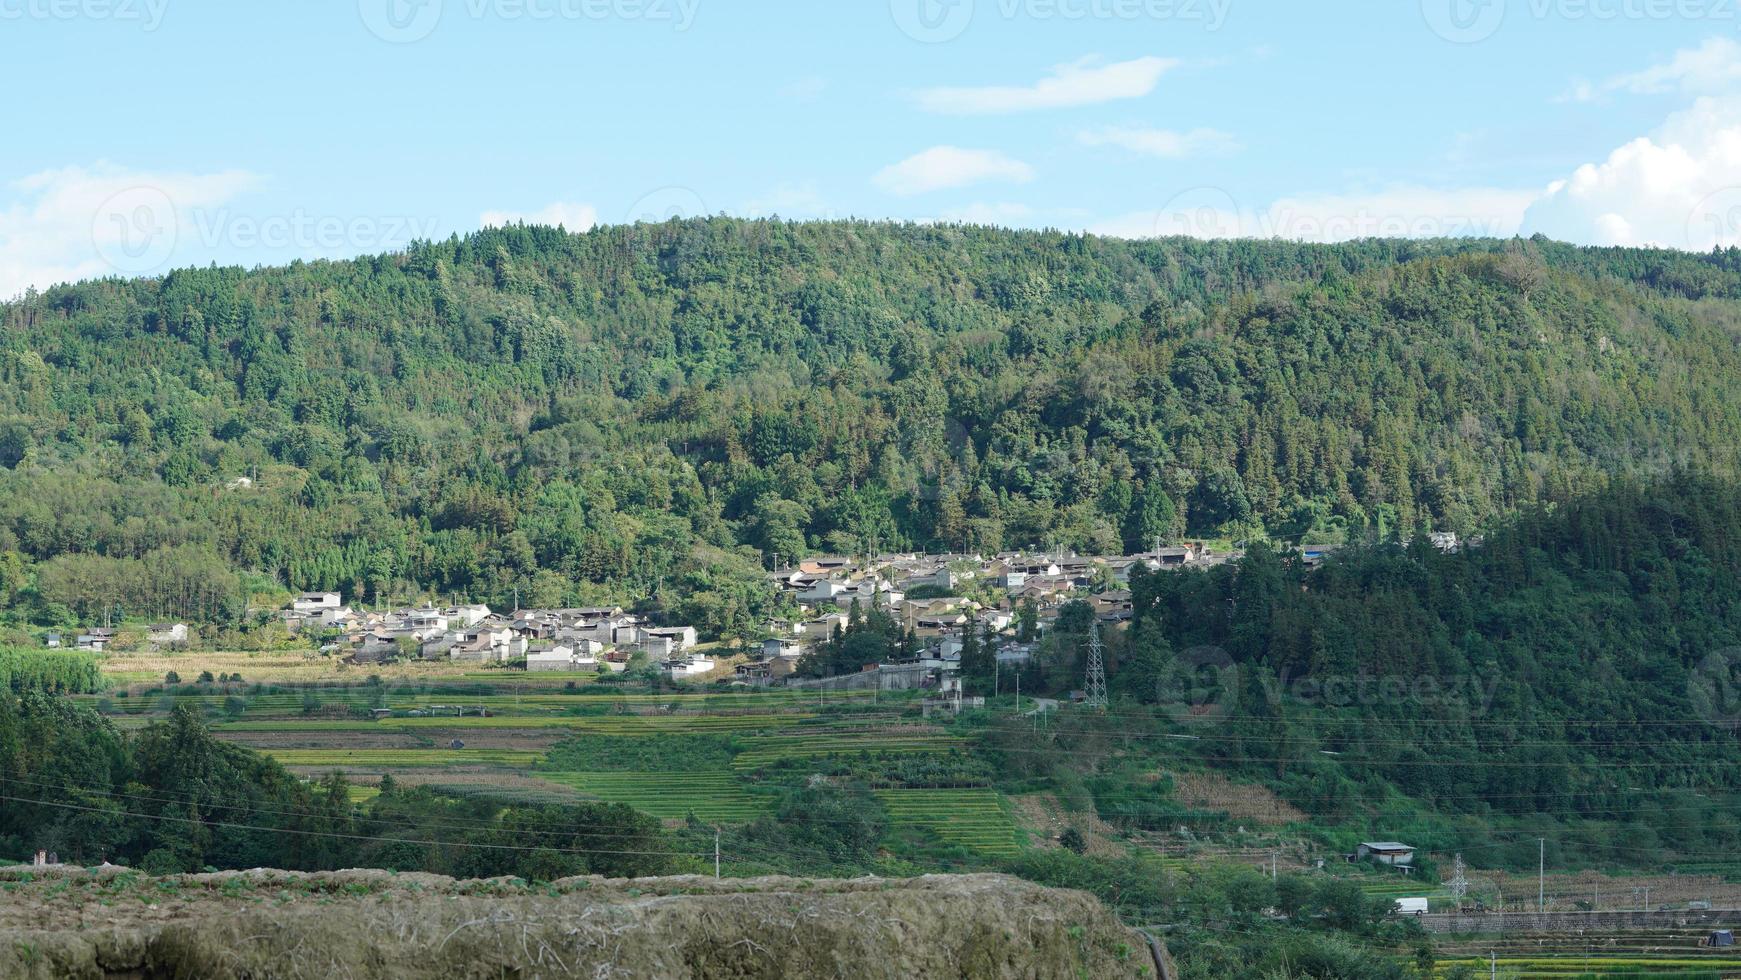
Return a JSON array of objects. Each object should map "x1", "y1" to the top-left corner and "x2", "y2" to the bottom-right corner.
[{"x1": 1393, "y1": 897, "x2": 1430, "y2": 916}]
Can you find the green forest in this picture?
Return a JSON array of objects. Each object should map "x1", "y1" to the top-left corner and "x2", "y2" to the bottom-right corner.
[
  {"x1": 969, "y1": 474, "x2": 1741, "y2": 871},
  {"x1": 4, "y1": 220, "x2": 1741, "y2": 640}
]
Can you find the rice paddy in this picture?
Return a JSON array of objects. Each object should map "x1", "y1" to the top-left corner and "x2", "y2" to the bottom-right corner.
[
  {"x1": 1435, "y1": 955, "x2": 1741, "y2": 977},
  {"x1": 534, "y1": 771, "x2": 772, "y2": 822},
  {"x1": 265, "y1": 748, "x2": 545, "y2": 769},
  {"x1": 874, "y1": 788, "x2": 1022, "y2": 857},
  {"x1": 731, "y1": 732, "x2": 962, "y2": 770}
]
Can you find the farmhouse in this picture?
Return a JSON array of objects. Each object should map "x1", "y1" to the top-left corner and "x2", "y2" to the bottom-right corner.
[
  {"x1": 75, "y1": 628, "x2": 116, "y2": 652},
  {"x1": 1356, "y1": 842, "x2": 1417, "y2": 867},
  {"x1": 148, "y1": 623, "x2": 189, "y2": 649},
  {"x1": 293, "y1": 592, "x2": 342, "y2": 615}
]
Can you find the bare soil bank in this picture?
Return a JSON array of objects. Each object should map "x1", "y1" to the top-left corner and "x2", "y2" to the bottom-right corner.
[{"x1": 0, "y1": 868, "x2": 1161, "y2": 979}]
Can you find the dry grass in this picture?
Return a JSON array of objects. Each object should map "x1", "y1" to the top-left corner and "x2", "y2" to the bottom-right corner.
[
  {"x1": 1008, "y1": 792, "x2": 1124, "y2": 856},
  {"x1": 1167, "y1": 770, "x2": 1307, "y2": 827},
  {"x1": 100, "y1": 650, "x2": 504, "y2": 685}
]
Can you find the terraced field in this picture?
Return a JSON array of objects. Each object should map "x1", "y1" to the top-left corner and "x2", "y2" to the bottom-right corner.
[
  {"x1": 265, "y1": 749, "x2": 545, "y2": 769},
  {"x1": 732, "y1": 732, "x2": 962, "y2": 770},
  {"x1": 1435, "y1": 955, "x2": 1741, "y2": 977},
  {"x1": 1434, "y1": 930, "x2": 1741, "y2": 977},
  {"x1": 875, "y1": 789, "x2": 1021, "y2": 857},
  {"x1": 536, "y1": 771, "x2": 771, "y2": 822},
  {"x1": 379, "y1": 713, "x2": 814, "y2": 733}
]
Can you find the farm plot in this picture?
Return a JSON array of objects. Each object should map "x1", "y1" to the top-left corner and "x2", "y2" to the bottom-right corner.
[
  {"x1": 732, "y1": 733, "x2": 962, "y2": 770},
  {"x1": 875, "y1": 789, "x2": 1021, "y2": 857},
  {"x1": 378, "y1": 713, "x2": 813, "y2": 734},
  {"x1": 536, "y1": 771, "x2": 771, "y2": 823},
  {"x1": 1435, "y1": 955, "x2": 1741, "y2": 977},
  {"x1": 264, "y1": 748, "x2": 544, "y2": 770}
]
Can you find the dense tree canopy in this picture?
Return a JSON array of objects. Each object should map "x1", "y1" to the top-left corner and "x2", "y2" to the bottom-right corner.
[{"x1": 5, "y1": 220, "x2": 1741, "y2": 636}]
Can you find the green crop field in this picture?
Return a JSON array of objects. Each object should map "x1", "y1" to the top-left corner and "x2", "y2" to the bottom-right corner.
[
  {"x1": 875, "y1": 789, "x2": 1021, "y2": 857},
  {"x1": 732, "y1": 733, "x2": 962, "y2": 770},
  {"x1": 1436, "y1": 955, "x2": 1741, "y2": 977},
  {"x1": 377, "y1": 713, "x2": 812, "y2": 733},
  {"x1": 264, "y1": 749, "x2": 545, "y2": 769},
  {"x1": 535, "y1": 771, "x2": 771, "y2": 822}
]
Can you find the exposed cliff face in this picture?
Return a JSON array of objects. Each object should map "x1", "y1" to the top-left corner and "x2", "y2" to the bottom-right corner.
[{"x1": 0, "y1": 868, "x2": 1162, "y2": 979}]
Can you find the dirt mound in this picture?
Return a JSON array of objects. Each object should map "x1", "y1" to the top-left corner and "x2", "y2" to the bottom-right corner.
[{"x1": 0, "y1": 868, "x2": 1159, "y2": 978}]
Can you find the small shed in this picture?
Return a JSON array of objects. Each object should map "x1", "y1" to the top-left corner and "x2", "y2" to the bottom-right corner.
[{"x1": 1357, "y1": 842, "x2": 1417, "y2": 867}]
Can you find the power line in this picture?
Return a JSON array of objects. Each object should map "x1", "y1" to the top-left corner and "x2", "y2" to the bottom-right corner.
[{"x1": 0, "y1": 792, "x2": 694, "y2": 859}]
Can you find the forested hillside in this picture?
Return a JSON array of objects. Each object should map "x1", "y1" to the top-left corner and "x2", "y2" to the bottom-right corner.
[{"x1": 4, "y1": 219, "x2": 1741, "y2": 634}]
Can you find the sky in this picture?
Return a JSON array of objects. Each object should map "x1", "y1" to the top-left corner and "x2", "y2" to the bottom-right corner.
[{"x1": 3, "y1": 0, "x2": 1741, "y2": 297}]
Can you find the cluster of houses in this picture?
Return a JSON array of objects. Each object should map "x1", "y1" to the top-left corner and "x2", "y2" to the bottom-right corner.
[
  {"x1": 732, "y1": 546, "x2": 1230, "y2": 687},
  {"x1": 281, "y1": 593, "x2": 711, "y2": 680},
  {"x1": 46, "y1": 623, "x2": 190, "y2": 653}
]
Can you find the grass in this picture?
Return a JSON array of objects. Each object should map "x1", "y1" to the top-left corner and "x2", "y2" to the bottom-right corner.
[
  {"x1": 875, "y1": 788, "x2": 1021, "y2": 857},
  {"x1": 535, "y1": 771, "x2": 771, "y2": 822}
]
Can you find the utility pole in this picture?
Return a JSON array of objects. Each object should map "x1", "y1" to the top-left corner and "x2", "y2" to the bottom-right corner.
[
  {"x1": 1489, "y1": 951, "x2": 1496, "y2": 979},
  {"x1": 1449, "y1": 854, "x2": 1468, "y2": 907},
  {"x1": 714, "y1": 827, "x2": 721, "y2": 880},
  {"x1": 1085, "y1": 621, "x2": 1107, "y2": 710},
  {"x1": 1538, "y1": 838, "x2": 1546, "y2": 912}
]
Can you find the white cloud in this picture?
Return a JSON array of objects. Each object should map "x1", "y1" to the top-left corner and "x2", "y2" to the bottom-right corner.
[
  {"x1": 914, "y1": 56, "x2": 1176, "y2": 115},
  {"x1": 1078, "y1": 125, "x2": 1238, "y2": 159},
  {"x1": 478, "y1": 201, "x2": 599, "y2": 231},
  {"x1": 1562, "y1": 37, "x2": 1741, "y2": 102},
  {"x1": 873, "y1": 147, "x2": 1035, "y2": 197},
  {"x1": 1522, "y1": 95, "x2": 1741, "y2": 249},
  {"x1": 0, "y1": 163, "x2": 257, "y2": 300},
  {"x1": 1604, "y1": 37, "x2": 1741, "y2": 96}
]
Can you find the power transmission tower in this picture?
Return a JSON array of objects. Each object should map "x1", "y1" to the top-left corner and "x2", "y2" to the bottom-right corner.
[
  {"x1": 1085, "y1": 621, "x2": 1107, "y2": 709},
  {"x1": 1449, "y1": 853, "x2": 1468, "y2": 905}
]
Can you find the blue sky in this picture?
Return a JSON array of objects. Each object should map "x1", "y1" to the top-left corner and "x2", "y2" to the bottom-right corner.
[{"x1": 3, "y1": 0, "x2": 1740, "y2": 295}]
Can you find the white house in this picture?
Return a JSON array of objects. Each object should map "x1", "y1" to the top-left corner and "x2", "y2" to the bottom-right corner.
[
  {"x1": 798, "y1": 579, "x2": 846, "y2": 604},
  {"x1": 293, "y1": 592, "x2": 343, "y2": 615},
  {"x1": 645, "y1": 626, "x2": 698, "y2": 653},
  {"x1": 147, "y1": 623, "x2": 189, "y2": 649},
  {"x1": 445, "y1": 603, "x2": 492, "y2": 628},
  {"x1": 527, "y1": 645, "x2": 596, "y2": 672},
  {"x1": 663, "y1": 655, "x2": 717, "y2": 681}
]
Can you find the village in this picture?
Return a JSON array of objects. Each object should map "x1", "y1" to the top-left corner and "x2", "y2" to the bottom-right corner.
[
  {"x1": 44, "y1": 535, "x2": 1475, "y2": 691},
  {"x1": 250, "y1": 543, "x2": 1262, "y2": 689}
]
